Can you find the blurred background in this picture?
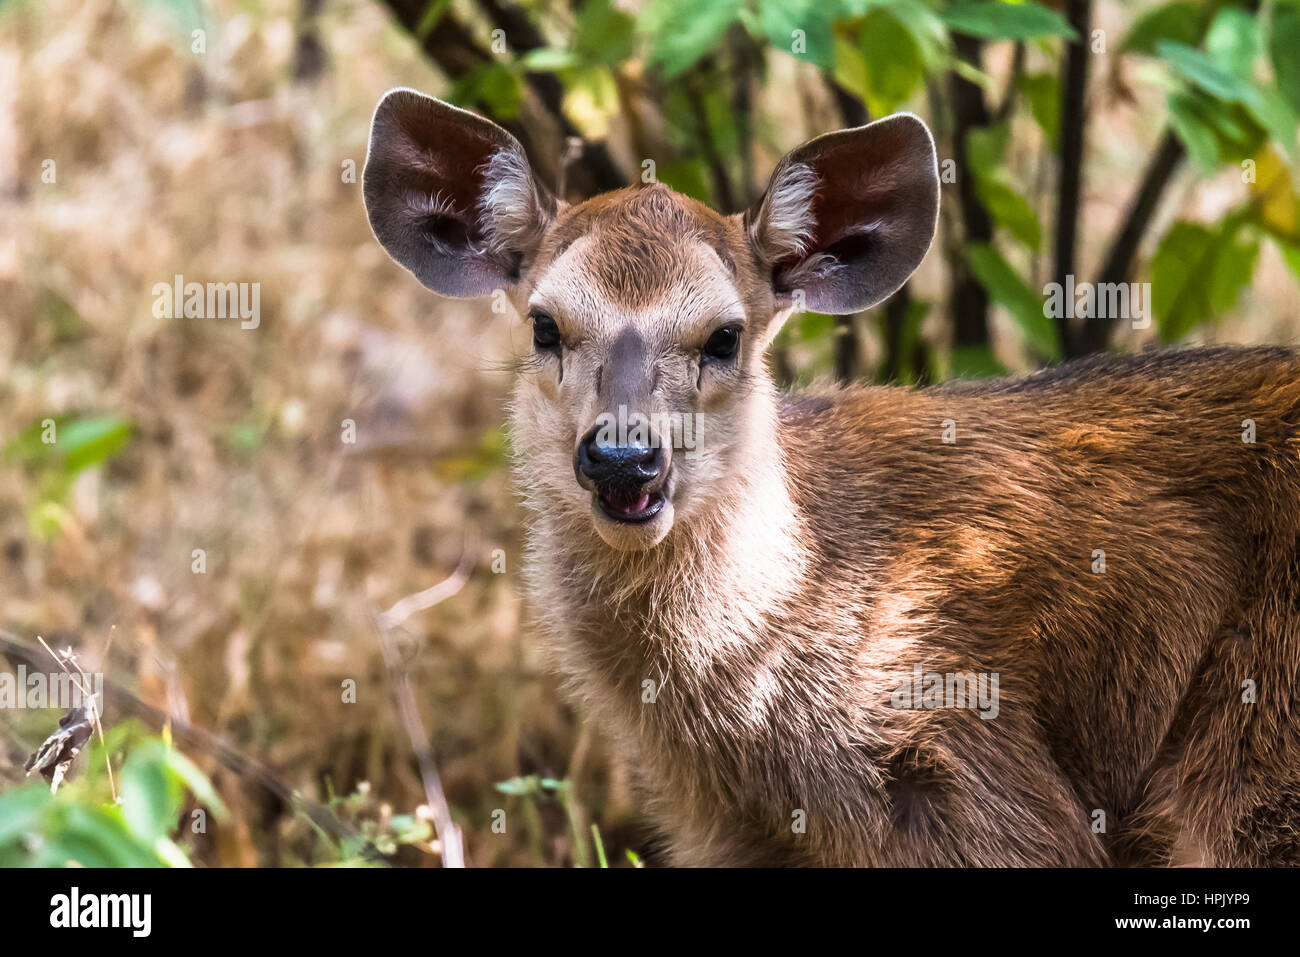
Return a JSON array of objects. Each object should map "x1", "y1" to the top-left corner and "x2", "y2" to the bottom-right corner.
[{"x1": 1, "y1": 0, "x2": 1298, "y2": 867}]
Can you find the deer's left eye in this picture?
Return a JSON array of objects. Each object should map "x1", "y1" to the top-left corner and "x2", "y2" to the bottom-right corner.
[
  {"x1": 532, "y1": 313, "x2": 561, "y2": 352},
  {"x1": 702, "y1": 324, "x2": 741, "y2": 362}
]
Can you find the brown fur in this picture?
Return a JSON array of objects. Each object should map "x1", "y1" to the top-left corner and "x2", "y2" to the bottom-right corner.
[
  {"x1": 524, "y1": 347, "x2": 1300, "y2": 866},
  {"x1": 362, "y1": 89, "x2": 1300, "y2": 866}
]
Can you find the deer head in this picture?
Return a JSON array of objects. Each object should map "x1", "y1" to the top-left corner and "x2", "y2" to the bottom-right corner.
[{"x1": 362, "y1": 88, "x2": 939, "y2": 552}]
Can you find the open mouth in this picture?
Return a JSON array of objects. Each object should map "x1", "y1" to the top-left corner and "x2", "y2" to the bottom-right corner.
[{"x1": 597, "y1": 489, "x2": 666, "y2": 524}]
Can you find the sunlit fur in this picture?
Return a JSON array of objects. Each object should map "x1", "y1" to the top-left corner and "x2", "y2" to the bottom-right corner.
[{"x1": 511, "y1": 193, "x2": 1300, "y2": 865}]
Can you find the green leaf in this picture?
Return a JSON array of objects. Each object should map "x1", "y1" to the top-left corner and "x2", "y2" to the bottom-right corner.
[
  {"x1": 38, "y1": 806, "x2": 161, "y2": 868},
  {"x1": 1120, "y1": 1, "x2": 1207, "y2": 56},
  {"x1": 966, "y1": 121, "x2": 1011, "y2": 173},
  {"x1": 1205, "y1": 7, "x2": 1261, "y2": 80},
  {"x1": 977, "y1": 177, "x2": 1042, "y2": 250},
  {"x1": 643, "y1": 0, "x2": 743, "y2": 77},
  {"x1": 859, "y1": 6, "x2": 925, "y2": 113},
  {"x1": 1157, "y1": 40, "x2": 1251, "y2": 102},
  {"x1": 415, "y1": 0, "x2": 452, "y2": 42},
  {"x1": 0, "y1": 786, "x2": 53, "y2": 847},
  {"x1": 833, "y1": 26, "x2": 870, "y2": 104},
  {"x1": 966, "y1": 242, "x2": 1060, "y2": 360},
  {"x1": 1167, "y1": 91, "x2": 1222, "y2": 170},
  {"x1": 1151, "y1": 219, "x2": 1260, "y2": 341},
  {"x1": 155, "y1": 746, "x2": 229, "y2": 821},
  {"x1": 4, "y1": 415, "x2": 134, "y2": 474},
  {"x1": 1271, "y1": 3, "x2": 1300, "y2": 116},
  {"x1": 573, "y1": 0, "x2": 637, "y2": 66},
  {"x1": 60, "y1": 417, "x2": 133, "y2": 472},
  {"x1": 788, "y1": 311, "x2": 836, "y2": 343},
  {"x1": 1156, "y1": 37, "x2": 1295, "y2": 144},
  {"x1": 517, "y1": 48, "x2": 581, "y2": 72},
  {"x1": 1018, "y1": 72, "x2": 1060, "y2": 147},
  {"x1": 122, "y1": 746, "x2": 183, "y2": 843},
  {"x1": 949, "y1": 345, "x2": 1006, "y2": 379},
  {"x1": 494, "y1": 775, "x2": 538, "y2": 796},
  {"x1": 1250, "y1": 147, "x2": 1300, "y2": 242},
  {"x1": 964, "y1": 120, "x2": 1038, "y2": 250},
  {"x1": 448, "y1": 63, "x2": 524, "y2": 121},
  {"x1": 1277, "y1": 236, "x2": 1300, "y2": 281},
  {"x1": 655, "y1": 159, "x2": 712, "y2": 203},
  {"x1": 942, "y1": 1, "x2": 1078, "y2": 42},
  {"x1": 758, "y1": 0, "x2": 837, "y2": 68}
]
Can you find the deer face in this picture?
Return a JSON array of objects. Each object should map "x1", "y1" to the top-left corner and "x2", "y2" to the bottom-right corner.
[{"x1": 363, "y1": 88, "x2": 939, "y2": 551}]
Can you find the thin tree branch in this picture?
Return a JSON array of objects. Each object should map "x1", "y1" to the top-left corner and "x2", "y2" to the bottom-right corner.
[
  {"x1": 1053, "y1": 0, "x2": 1091, "y2": 358},
  {"x1": 1077, "y1": 131, "x2": 1185, "y2": 353},
  {"x1": 1073, "y1": 0, "x2": 1246, "y2": 354},
  {"x1": 829, "y1": 78, "x2": 871, "y2": 382},
  {"x1": 948, "y1": 34, "x2": 994, "y2": 350},
  {"x1": 993, "y1": 42, "x2": 1026, "y2": 125},
  {"x1": 477, "y1": 0, "x2": 626, "y2": 195},
  {"x1": 730, "y1": 23, "x2": 760, "y2": 208},
  {"x1": 684, "y1": 69, "x2": 737, "y2": 213}
]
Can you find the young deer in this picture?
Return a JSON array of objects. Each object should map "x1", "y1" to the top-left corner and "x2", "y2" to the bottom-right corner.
[{"x1": 363, "y1": 88, "x2": 1300, "y2": 866}]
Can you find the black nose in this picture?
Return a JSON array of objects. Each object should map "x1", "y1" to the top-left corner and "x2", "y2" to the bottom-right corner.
[{"x1": 576, "y1": 425, "x2": 664, "y2": 492}]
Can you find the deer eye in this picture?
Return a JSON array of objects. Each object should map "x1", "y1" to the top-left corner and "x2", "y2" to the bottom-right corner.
[
  {"x1": 531, "y1": 313, "x2": 561, "y2": 352},
  {"x1": 702, "y1": 324, "x2": 741, "y2": 362}
]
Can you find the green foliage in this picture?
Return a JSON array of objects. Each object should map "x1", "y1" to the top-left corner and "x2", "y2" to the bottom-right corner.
[
  {"x1": 3, "y1": 413, "x2": 134, "y2": 538},
  {"x1": 453, "y1": 0, "x2": 1299, "y2": 372},
  {"x1": 1270, "y1": 2, "x2": 1300, "y2": 116},
  {"x1": 304, "y1": 781, "x2": 435, "y2": 865},
  {"x1": 493, "y1": 773, "x2": 634, "y2": 867},
  {"x1": 435, "y1": 424, "x2": 511, "y2": 483},
  {"x1": 642, "y1": 0, "x2": 746, "y2": 77},
  {"x1": 1120, "y1": 1, "x2": 1211, "y2": 56},
  {"x1": 855, "y1": 6, "x2": 927, "y2": 115},
  {"x1": 1151, "y1": 218, "x2": 1259, "y2": 341},
  {"x1": 1018, "y1": 71, "x2": 1060, "y2": 147},
  {"x1": 941, "y1": 1, "x2": 1077, "y2": 42},
  {"x1": 0, "y1": 724, "x2": 226, "y2": 867},
  {"x1": 967, "y1": 242, "x2": 1060, "y2": 361}
]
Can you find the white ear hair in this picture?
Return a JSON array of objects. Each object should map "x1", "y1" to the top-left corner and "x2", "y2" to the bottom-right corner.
[
  {"x1": 749, "y1": 161, "x2": 819, "y2": 263},
  {"x1": 477, "y1": 148, "x2": 550, "y2": 260}
]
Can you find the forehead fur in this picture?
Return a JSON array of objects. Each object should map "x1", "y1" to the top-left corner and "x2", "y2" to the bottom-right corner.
[{"x1": 538, "y1": 184, "x2": 741, "y2": 307}]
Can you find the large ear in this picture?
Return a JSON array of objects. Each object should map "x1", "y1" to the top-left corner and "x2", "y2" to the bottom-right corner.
[
  {"x1": 747, "y1": 113, "x2": 939, "y2": 315},
  {"x1": 362, "y1": 88, "x2": 557, "y2": 298}
]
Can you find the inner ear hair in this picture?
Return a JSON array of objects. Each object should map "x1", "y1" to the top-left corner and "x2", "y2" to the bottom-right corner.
[
  {"x1": 476, "y1": 147, "x2": 555, "y2": 275},
  {"x1": 745, "y1": 113, "x2": 940, "y2": 316},
  {"x1": 748, "y1": 159, "x2": 820, "y2": 266},
  {"x1": 362, "y1": 88, "x2": 556, "y2": 298}
]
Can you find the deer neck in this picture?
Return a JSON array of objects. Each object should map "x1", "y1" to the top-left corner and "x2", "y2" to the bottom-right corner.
[{"x1": 523, "y1": 378, "x2": 810, "y2": 703}]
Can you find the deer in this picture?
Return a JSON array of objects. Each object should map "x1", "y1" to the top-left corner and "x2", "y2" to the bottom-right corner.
[{"x1": 362, "y1": 87, "x2": 1300, "y2": 867}]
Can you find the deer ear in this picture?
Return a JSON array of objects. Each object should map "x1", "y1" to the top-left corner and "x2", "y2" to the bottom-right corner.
[
  {"x1": 747, "y1": 113, "x2": 939, "y2": 315},
  {"x1": 362, "y1": 88, "x2": 556, "y2": 298}
]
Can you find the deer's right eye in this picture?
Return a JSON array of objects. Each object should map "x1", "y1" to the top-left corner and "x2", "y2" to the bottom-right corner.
[{"x1": 532, "y1": 313, "x2": 561, "y2": 352}]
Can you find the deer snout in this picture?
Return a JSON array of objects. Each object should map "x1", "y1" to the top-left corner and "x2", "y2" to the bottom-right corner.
[{"x1": 574, "y1": 424, "x2": 670, "y2": 524}]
